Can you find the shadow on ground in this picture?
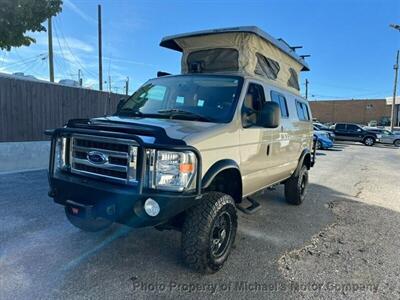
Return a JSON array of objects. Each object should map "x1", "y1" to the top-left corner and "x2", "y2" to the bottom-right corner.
[{"x1": 1, "y1": 170, "x2": 398, "y2": 299}]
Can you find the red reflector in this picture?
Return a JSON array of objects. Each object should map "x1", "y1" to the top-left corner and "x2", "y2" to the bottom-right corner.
[{"x1": 71, "y1": 207, "x2": 79, "y2": 214}]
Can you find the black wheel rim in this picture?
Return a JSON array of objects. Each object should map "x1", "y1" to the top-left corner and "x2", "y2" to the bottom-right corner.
[
  {"x1": 210, "y1": 211, "x2": 232, "y2": 258},
  {"x1": 300, "y1": 174, "x2": 307, "y2": 196}
]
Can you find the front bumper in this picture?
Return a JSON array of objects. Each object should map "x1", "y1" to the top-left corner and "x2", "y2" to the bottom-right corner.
[
  {"x1": 47, "y1": 127, "x2": 203, "y2": 228},
  {"x1": 49, "y1": 173, "x2": 202, "y2": 227}
]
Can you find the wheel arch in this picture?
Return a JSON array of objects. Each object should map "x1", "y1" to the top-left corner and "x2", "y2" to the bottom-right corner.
[
  {"x1": 201, "y1": 159, "x2": 243, "y2": 203},
  {"x1": 295, "y1": 149, "x2": 311, "y2": 177},
  {"x1": 364, "y1": 135, "x2": 376, "y2": 141}
]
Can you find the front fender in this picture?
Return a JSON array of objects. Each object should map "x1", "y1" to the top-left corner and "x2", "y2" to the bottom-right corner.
[{"x1": 201, "y1": 159, "x2": 240, "y2": 189}]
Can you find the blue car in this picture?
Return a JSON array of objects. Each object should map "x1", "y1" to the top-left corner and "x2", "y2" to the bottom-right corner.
[{"x1": 314, "y1": 131, "x2": 334, "y2": 150}]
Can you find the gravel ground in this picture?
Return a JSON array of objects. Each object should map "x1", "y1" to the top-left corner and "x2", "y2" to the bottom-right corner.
[
  {"x1": 279, "y1": 142, "x2": 400, "y2": 299},
  {"x1": 0, "y1": 141, "x2": 399, "y2": 299}
]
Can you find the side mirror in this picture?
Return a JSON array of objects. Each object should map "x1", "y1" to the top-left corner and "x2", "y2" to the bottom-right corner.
[
  {"x1": 117, "y1": 97, "x2": 127, "y2": 111},
  {"x1": 357, "y1": 128, "x2": 362, "y2": 132},
  {"x1": 260, "y1": 101, "x2": 280, "y2": 128}
]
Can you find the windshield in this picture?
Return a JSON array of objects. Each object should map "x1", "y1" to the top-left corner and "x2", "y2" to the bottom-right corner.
[
  {"x1": 314, "y1": 123, "x2": 329, "y2": 130},
  {"x1": 117, "y1": 75, "x2": 243, "y2": 123}
]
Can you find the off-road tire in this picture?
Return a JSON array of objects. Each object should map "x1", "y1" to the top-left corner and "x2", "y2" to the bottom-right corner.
[
  {"x1": 394, "y1": 139, "x2": 400, "y2": 147},
  {"x1": 65, "y1": 207, "x2": 112, "y2": 232},
  {"x1": 285, "y1": 165, "x2": 308, "y2": 205},
  {"x1": 182, "y1": 192, "x2": 237, "y2": 274},
  {"x1": 363, "y1": 136, "x2": 375, "y2": 146}
]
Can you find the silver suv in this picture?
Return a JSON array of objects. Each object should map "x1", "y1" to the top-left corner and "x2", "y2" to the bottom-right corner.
[{"x1": 47, "y1": 27, "x2": 314, "y2": 273}]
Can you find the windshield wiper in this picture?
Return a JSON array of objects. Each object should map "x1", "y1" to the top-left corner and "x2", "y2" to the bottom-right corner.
[
  {"x1": 115, "y1": 108, "x2": 144, "y2": 117},
  {"x1": 157, "y1": 109, "x2": 212, "y2": 122},
  {"x1": 116, "y1": 109, "x2": 165, "y2": 119}
]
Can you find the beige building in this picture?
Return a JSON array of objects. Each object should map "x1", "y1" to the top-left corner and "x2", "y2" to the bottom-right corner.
[{"x1": 309, "y1": 99, "x2": 396, "y2": 125}]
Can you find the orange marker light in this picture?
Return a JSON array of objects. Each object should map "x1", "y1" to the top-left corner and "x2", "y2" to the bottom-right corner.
[{"x1": 179, "y1": 163, "x2": 194, "y2": 173}]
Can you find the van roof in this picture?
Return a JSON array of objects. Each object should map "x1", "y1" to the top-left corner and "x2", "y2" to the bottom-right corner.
[{"x1": 160, "y1": 26, "x2": 309, "y2": 71}]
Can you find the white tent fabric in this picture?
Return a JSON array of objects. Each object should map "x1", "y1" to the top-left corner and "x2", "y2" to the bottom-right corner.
[{"x1": 173, "y1": 32, "x2": 304, "y2": 94}]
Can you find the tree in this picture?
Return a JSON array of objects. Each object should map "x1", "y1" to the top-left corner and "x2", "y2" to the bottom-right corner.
[{"x1": 0, "y1": 0, "x2": 63, "y2": 51}]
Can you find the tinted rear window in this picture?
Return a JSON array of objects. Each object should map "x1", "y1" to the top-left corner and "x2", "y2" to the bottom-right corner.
[
  {"x1": 347, "y1": 125, "x2": 360, "y2": 131},
  {"x1": 295, "y1": 100, "x2": 310, "y2": 121},
  {"x1": 271, "y1": 91, "x2": 289, "y2": 118}
]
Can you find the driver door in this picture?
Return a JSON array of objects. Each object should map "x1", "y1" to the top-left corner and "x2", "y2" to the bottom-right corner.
[
  {"x1": 239, "y1": 82, "x2": 278, "y2": 196},
  {"x1": 347, "y1": 124, "x2": 364, "y2": 141}
]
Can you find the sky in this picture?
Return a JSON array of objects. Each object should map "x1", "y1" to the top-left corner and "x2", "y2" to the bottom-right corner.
[{"x1": 0, "y1": 0, "x2": 399, "y2": 100}]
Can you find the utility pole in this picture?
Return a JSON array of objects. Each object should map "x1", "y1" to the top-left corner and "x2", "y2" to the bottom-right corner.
[
  {"x1": 305, "y1": 79, "x2": 309, "y2": 100},
  {"x1": 98, "y1": 5, "x2": 103, "y2": 91},
  {"x1": 390, "y1": 50, "x2": 399, "y2": 131},
  {"x1": 78, "y1": 69, "x2": 82, "y2": 86},
  {"x1": 108, "y1": 75, "x2": 111, "y2": 93},
  {"x1": 48, "y1": 17, "x2": 54, "y2": 82},
  {"x1": 125, "y1": 76, "x2": 129, "y2": 95},
  {"x1": 390, "y1": 24, "x2": 400, "y2": 130}
]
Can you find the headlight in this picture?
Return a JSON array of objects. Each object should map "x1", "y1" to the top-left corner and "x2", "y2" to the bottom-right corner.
[
  {"x1": 54, "y1": 137, "x2": 68, "y2": 174},
  {"x1": 147, "y1": 150, "x2": 197, "y2": 191},
  {"x1": 376, "y1": 134, "x2": 382, "y2": 139}
]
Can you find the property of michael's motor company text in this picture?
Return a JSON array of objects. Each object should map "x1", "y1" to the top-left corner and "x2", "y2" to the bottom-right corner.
[{"x1": 130, "y1": 280, "x2": 379, "y2": 294}]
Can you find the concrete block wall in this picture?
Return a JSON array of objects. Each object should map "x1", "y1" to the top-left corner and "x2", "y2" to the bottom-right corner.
[{"x1": 0, "y1": 141, "x2": 50, "y2": 174}]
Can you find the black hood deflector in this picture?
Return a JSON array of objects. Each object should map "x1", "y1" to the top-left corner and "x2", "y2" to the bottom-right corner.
[{"x1": 66, "y1": 118, "x2": 187, "y2": 145}]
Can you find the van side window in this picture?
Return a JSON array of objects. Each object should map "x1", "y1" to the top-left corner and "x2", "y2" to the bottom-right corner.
[
  {"x1": 270, "y1": 90, "x2": 289, "y2": 118},
  {"x1": 242, "y1": 83, "x2": 266, "y2": 127},
  {"x1": 296, "y1": 100, "x2": 310, "y2": 121},
  {"x1": 288, "y1": 68, "x2": 300, "y2": 90}
]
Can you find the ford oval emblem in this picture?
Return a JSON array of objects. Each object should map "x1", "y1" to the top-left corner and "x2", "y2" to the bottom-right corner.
[{"x1": 87, "y1": 151, "x2": 108, "y2": 164}]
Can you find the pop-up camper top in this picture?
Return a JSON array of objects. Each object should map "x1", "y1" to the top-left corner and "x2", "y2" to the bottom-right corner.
[{"x1": 160, "y1": 26, "x2": 310, "y2": 95}]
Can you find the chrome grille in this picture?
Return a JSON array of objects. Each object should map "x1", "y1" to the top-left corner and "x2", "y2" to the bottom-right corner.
[{"x1": 70, "y1": 134, "x2": 138, "y2": 184}]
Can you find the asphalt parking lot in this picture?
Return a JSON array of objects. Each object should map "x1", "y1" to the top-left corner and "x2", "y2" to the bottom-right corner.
[{"x1": 1, "y1": 142, "x2": 399, "y2": 299}]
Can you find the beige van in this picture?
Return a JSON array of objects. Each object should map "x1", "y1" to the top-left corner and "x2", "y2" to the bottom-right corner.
[{"x1": 47, "y1": 26, "x2": 314, "y2": 273}]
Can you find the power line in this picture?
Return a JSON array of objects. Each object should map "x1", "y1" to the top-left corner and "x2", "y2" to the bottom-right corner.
[
  {"x1": 310, "y1": 91, "x2": 391, "y2": 99},
  {"x1": 19, "y1": 57, "x2": 40, "y2": 74},
  {"x1": 54, "y1": 18, "x2": 99, "y2": 79},
  {"x1": 53, "y1": 20, "x2": 74, "y2": 79},
  {"x1": 1, "y1": 53, "x2": 47, "y2": 69}
]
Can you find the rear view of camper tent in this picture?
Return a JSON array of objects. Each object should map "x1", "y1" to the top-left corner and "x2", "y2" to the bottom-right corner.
[{"x1": 160, "y1": 26, "x2": 309, "y2": 95}]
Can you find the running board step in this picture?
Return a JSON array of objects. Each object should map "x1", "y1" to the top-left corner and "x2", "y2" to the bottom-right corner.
[{"x1": 237, "y1": 197, "x2": 261, "y2": 215}]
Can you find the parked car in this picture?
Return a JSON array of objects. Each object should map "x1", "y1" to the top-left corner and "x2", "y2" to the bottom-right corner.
[
  {"x1": 313, "y1": 122, "x2": 332, "y2": 131},
  {"x1": 332, "y1": 123, "x2": 380, "y2": 146},
  {"x1": 314, "y1": 131, "x2": 334, "y2": 150},
  {"x1": 46, "y1": 26, "x2": 314, "y2": 273},
  {"x1": 313, "y1": 124, "x2": 335, "y2": 141},
  {"x1": 363, "y1": 127, "x2": 400, "y2": 147}
]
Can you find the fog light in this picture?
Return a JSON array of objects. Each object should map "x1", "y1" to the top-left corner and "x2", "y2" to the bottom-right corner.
[{"x1": 144, "y1": 198, "x2": 160, "y2": 217}]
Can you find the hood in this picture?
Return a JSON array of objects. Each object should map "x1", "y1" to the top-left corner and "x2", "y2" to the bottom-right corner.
[
  {"x1": 315, "y1": 129, "x2": 333, "y2": 135},
  {"x1": 90, "y1": 116, "x2": 222, "y2": 143}
]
